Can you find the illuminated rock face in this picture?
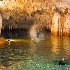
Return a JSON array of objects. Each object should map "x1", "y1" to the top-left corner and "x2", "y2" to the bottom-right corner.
[
  {"x1": 0, "y1": 14, "x2": 2, "y2": 34},
  {"x1": 0, "y1": 0, "x2": 17, "y2": 7},
  {"x1": 51, "y1": 12, "x2": 60, "y2": 35},
  {"x1": 0, "y1": 0, "x2": 70, "y2": 36},
  {"x1": 63, "y1": 14, "x2": 70, "y2": 35},
  {"x1": 0, "y1": 37, "x2": 5, "y2": 43},
  {"x1": 51, "y1": 11, "x2": 70, "y2": 36}
]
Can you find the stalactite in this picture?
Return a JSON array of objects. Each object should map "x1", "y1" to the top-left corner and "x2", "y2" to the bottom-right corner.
[
  {"x1": 0, "y1": 14, "x2": 2, "y2": 35},
  {"x1": 51, "y1": 10, "x2": 70, "y2": 36},
  {"x1": 51, "y1": 12, "x2": 60, "y2": 35},
  {"x1": 63, "y1": 14, "x2": 70, "y2": 35}
]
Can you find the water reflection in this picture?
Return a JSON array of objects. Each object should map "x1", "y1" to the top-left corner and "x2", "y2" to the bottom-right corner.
[
  {"x1": 29, "y1": 42, "x2": 37, "y2": 54},
  {"x1": 51, "y1": 35, "x2": 70, "y2": 57},
  {"x1": 51, "y1": 35, "x2": 59, "y2": 55},
  {"x1": 62, "y1": 36, "x2": 70, "y2": 55}
]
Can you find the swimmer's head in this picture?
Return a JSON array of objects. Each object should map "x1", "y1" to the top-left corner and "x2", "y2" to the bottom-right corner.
[
  {"x1": 8, "y1": 40, "x2": 10, "y2": 41},
  {"x1": 61, "y1": 58, "x2": 64, "y2": 61}
]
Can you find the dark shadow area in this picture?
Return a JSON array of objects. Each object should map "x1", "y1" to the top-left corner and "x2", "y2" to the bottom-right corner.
[
  {"x1": 43, "y1": 26, "x2": 51, "y2": 33},
  {"x1": 1, "y1": 28, "x2": 29, "y2": 39}
]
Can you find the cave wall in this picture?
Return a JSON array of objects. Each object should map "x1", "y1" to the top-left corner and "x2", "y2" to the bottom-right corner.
[{"x1": 0, "y1": 0, "x2": 70, "y2": 36}]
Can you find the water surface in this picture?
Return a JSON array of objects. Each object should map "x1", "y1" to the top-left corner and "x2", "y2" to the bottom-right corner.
[{"x1": 0, "y1": 31, "x2": 70, "y2": 70}]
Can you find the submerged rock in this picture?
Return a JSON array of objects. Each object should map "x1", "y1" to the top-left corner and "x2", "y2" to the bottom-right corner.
[{"x1": 0, "y1": 37, "x2": 5, "y2": 46}]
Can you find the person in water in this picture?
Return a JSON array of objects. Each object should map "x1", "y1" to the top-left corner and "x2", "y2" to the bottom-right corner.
[
  {"x1": 59, "y1": 58, "x2": 66, "y2": 65},
  {"x1": 36, "y1": 30, "x2": 40, "y2": 38},
  {"x1": 8, "y1": 40, "x2": 10, "y2": 45}
]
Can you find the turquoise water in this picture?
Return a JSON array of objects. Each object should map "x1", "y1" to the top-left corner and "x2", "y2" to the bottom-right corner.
[{"x1": 0, "y1": 32, "x2": 70, "y2": 70}]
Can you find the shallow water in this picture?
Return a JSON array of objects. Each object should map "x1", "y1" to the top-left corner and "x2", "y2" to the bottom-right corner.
[{"x1": 0, "y1": 31, "x2": 70, "y2": 70}]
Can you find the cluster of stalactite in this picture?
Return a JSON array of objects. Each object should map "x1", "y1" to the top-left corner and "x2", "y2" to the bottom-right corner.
[
  {"x1": 0, "y1": 7, "x2": 70, "y2": 36},
  {"x1": 51, "y1": 10, "x2": 70, "y2": 36},
  {"x1": 32, "y1": 8, "x2": 70, "y2": 36}
]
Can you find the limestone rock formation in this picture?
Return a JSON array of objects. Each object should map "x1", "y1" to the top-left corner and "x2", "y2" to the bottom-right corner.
[{"x1": 0, "y1": 0, "x2": 70, "y2": 35}]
